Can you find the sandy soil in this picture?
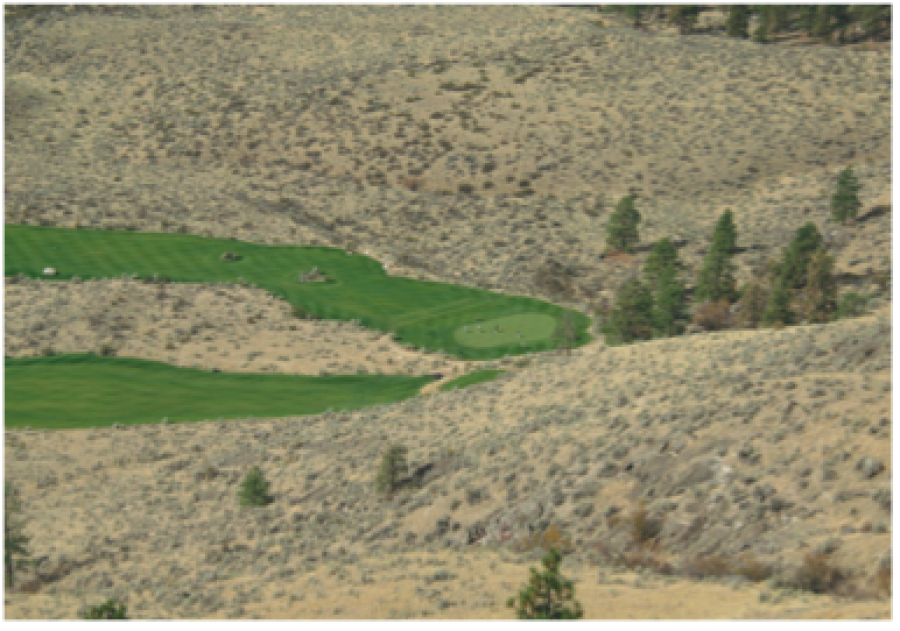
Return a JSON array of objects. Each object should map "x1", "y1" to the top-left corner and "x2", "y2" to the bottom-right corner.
[{"x1": 3, "y1": 5, "x2": 891, "y2": 620}]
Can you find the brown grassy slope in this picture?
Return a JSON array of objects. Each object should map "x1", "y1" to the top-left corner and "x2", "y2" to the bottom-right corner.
[
  {"x1": 4, "y1": 4, "x2": 890, "y2": 305},
  {"x1": 4, "y1": 304, "x2": 890, "y2": 618},
  {"x1": 3, "y1": 5, "x2": 892, "y2": 619}
]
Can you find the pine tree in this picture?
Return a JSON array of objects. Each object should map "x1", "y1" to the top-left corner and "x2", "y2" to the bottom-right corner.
[
  {"x1": 238, "y1": 466, "x2": 273, "y2": 507},
  {"x1": 506, "y1": 548, "x2": 584, "y2": 619},
  {"x1": 800, "y1": 249, "x2": 838, "y2": 323},
  {"x1": 694, "y1": 210, "x2": 739, "y2": 304},
  {"x1": 651, "y1": 264, "x2": 688, "y2": 338},
  {"x1": 760, "y1": 275, "x2": 795, "y2": 327},
  {"x1": 601, "y1": 278, "x2": 654, "y2": 345},
  {"x1": 84, "y1": 599, "x2": 129, "y2": 619},
  {"x1": 375, "y1": 443, "x2": 408, "y2": 496},
  {"x1": 830, "y1": 165, "x2": 862, "y2": 224},
  {"x1": 711, "y1": 209, "x2": 738, "y2": 254},
  {"x1": 4, "y1": 480, "x2": 32, "y2": 589},
  {"x1": 643, "y1": 238, "x2": 683, "y2": 287},
  {"x1": 605, "y1": 196, "x2": 641, "y2": 254},
  {"x1": 727, "y1": 5, "x2": 750, "y2": 38},
  {"x1": 667, "y1": 5, "x2": 701, "y2": 35},
  {"x1": 850, "y1": 5, "x2": 891, "y2": 42},
  {"x1": 779, "y1": 222, "x2": 824, "y2": 290},
  {"x1": 811, "y1": 5, "x2": 835, "y2": 41}
]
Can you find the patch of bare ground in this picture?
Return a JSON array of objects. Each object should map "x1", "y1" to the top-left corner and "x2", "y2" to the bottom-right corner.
[{"x1": 3, "y1": 4, "x2": 891, "y2": 619}]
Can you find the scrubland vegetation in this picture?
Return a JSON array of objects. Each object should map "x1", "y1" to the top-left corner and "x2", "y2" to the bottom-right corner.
[{"x1": 4, "y1": 4, "x2": 891, "y2": 620}]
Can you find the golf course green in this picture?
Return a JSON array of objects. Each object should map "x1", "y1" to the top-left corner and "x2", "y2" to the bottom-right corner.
[
  {"x1": 5, "y1": 225, "x2": 591, "y2": 359},
  {"x1": 4, "y1": 355, "x2": 432, "y2": 430},
  {"x1": 453, "y1": 314, "x2": 558, "y2": 348}
]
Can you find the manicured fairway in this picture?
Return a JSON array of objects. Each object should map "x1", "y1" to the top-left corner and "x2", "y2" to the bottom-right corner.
[
  {"x1": 4, "y1": 355, "x2": 432, "y2": 429},
  {"x1": 453, "y1": 313, "x2": 558, "y2": 348},
  {"x1": 439, "y1": 369, "x2": 505, "y2": 392},
  {"x1": 5, "y1": 225, "x2": 591, "y2": 359}
]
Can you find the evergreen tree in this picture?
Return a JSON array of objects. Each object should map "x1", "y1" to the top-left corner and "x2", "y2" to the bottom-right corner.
[
  {"x1": 830, "y1": 165, "x2": 862, "y2": 224},
  {"x1": 643, "y1": 238, "x2": 683, "y2": 287},
  {"x1": 694, "y1": 210, "x2": 739, "y2": 303},
  {"x1": 238, "y1": 466, "x2": 273, "y2": 507},
  {"x1": 4, "y1": 480, "x2": 32, "y2": 589},
  {"x1": 760, "y1": 275, "x2": 795, "y2": 327},
  {"x1": 800, "y1": 249, "x2": 838, "y2": 323},
  {"x1": 726, "y1": 5, "x2": 750, "y2": 38},
  {"x1": 605, "y1": 196, "x2": 641, "y2": 254},
  {"x1": 850, "y1": 5, "x2": 891, "y2": 41},
  {"x1": 375, "y1": 443, "x2": 408, "y2": 496},
  {"x1": 667, "y1": 5, "x2": 701, "y2": 35},
  {"x1": 601, "y1": 278, "x2": 654, "y2": 345},
  {"x1": 651, "y1": 264, "x2": 688, "y2": 338},
  {"x1": 84, "y1": 599, "x2": 129, "y2": 619},
  {"x1": 811, "y1": 5, "x2": 835, "y2": 41},
  {"x1": 778, "y1": 222, "x2": 824, "y2": 290},
  {"x1": 507, "y1": 548, "x2": 584, "y2": 620}
]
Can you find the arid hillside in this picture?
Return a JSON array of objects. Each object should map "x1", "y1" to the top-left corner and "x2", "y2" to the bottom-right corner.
[{"x1": 4, "y1": 4, "x2": 891, "y2": 619}]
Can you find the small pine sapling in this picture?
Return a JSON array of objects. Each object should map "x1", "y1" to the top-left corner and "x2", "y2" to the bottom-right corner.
[
  {"x1": 830, "y1": 165, "x2": 862, "y2": 224},
  {"x1": 506, "y1": 548, "x2": 584, "y2": 619},
  {"x1": 238, "y1": 466, "x2": 273, "y2": 507},
  {"x1": 375, "y1": 443, "x2": 408, "y2": 497}
]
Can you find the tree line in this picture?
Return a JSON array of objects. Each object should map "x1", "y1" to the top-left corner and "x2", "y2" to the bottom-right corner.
[
  {"x1": 598, "y1": 5, "x2": 891, "y2": 44},
  {"x1": 599, "y1": 166, "x2": 872, "y2": 345}
]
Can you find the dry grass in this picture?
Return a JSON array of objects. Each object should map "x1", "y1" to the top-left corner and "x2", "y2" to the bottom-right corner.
[{"x1": 2, "y1": 4, "x2": 892, "y2": 620}]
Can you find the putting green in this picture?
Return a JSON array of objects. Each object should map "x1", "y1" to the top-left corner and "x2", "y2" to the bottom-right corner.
[{"x1": 453, "y1": 313, "x2": 558, "y2": 348}]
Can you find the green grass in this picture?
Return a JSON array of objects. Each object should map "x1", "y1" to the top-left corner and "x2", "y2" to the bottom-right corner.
[
  {"x1": 439, "y1": 369, "x2": 505, "y2": 392},
  {"x1": 453, "y1": 313, "x2": 557, "y2": 348},
  {"x1": 5, "y1": 225, "x2": 591, "y2": 359},
  {"x1": 4, "y1": 354, "x2": 432, "y2": 430}
]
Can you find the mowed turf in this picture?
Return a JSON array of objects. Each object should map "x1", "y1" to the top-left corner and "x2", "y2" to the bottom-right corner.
[
  {"x1": 453, "y1": 314, "x2": 557, "y2": 348},
  {"x1": 439, "y1": 369, "x2": 505, "y2": 392},
  {"x1": 5, "y1": 225, "x2": 591, "y2": 359},
  {"x1": 4, "y1": 355, "x2": 432, "y2": 429}
]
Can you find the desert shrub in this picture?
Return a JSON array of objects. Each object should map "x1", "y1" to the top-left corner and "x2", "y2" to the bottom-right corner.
[
  {"x1": 681, "y1": 554, "x2": 733, "y2": 579},
  {"x1": 832, "y1": 291, "x2": 870, "y2": 320},
  {"x1": 798, "y1": 249, "x2": 837, "y2": 323},
  {"x1": 733, "y1": 553, "x2": 773, "y2": 583},
  {"x1": 516, "y1": 524, "x2": 574, "y2": 555},
  {"x1": 629, "y1": 501, "x2": 664, "y2": 545},
  {"x1": 874, "y1": 561, "x2": 891, "y2": 598},
  {"x1": 238, "y1": 466, "x2": 273, "y2": 507},
  {"x1": 680, "y1": 552, "x2": 771, "y2": 582},
  {"x1": 83, "y1": 599, "x2": 128, "y2": 619},
  {"x1": 506, "y1": 548, "x2": 583, "y2": 619},
  {"x1": 783, "y1": 552, "x2": 849, "y2": 594},
  {"x1": 692, "y1": 300, "x2": 732, "y2": 331},
  {"x1": 592, "y1": 539, "x2": 673, "y2": 575},
  {"x1": 375, "y1": 443, "x2": 408, "y2": 497}
]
